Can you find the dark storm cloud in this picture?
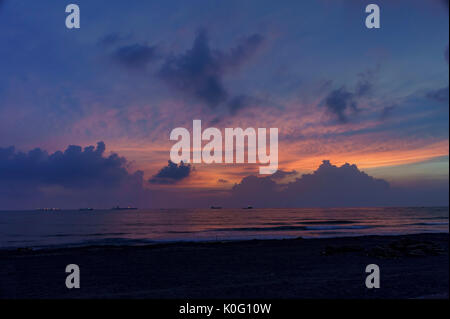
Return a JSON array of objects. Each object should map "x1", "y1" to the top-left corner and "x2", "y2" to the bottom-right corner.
[
  {"x1": 101, "y1": 29, "x2": 264, "y2": 113},
  {"x1": 158, "y1": 29, "x2": 226, "y2": 108},
  {"x1": 0, "y1": 142, "x2": 142, "y2": 188},
  {"x1": 230, "y1": 160, "x2": 391, "y2": 207},
  {"x1": 0, "y1": 142, "x2": 149, "y2": 209},
  {"x1": 282, "y1": 160, "x2": 390, "y2": 206},
  {"x1": 113, "y1": 43, "x2": 160, "y2": 68},
  {"x1": 324, "y1": 87, "x2": 358, "y2": 123},
  {"x1": 323, "y1": 68, "x2": 377, "y2": 123},
  {"x1": 158, "y1": 29, "x2": 265, "y2": 111},
  {"x1": 149, "y1": 160, "x2": 192, "y2": 184}
]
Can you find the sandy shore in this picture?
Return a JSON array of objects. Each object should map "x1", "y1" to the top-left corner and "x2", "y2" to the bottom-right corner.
[{"x1": 0, "y1": 233, "x2": 448, "y2": 299}]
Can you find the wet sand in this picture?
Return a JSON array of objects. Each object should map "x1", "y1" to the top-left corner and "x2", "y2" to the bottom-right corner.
[{"x1": 0, "y1": 233, "x2": 448, "y2": 299}]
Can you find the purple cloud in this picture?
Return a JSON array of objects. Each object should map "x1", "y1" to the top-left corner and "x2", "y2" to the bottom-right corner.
[
  {"x1": 158, "y1": 29, "x2": 265, "y2": 112},
  {"x1": 0, "y1": 142, "x2": 147, "y2": 209},
  {"x1": 149, "y1": 160, "x2": 192, "y2": 184}
]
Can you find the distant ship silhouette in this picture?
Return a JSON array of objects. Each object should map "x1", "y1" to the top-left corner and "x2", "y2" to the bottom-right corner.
[
  {"x1": 36, "y1": 208, "x2": 60, "y2": 212},
  {"x1": 112, "y1": 206, "x2": 138, "y2": 210}
]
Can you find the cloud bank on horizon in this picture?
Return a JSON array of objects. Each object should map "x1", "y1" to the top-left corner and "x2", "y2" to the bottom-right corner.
[
  {"x1": 0, "y1": 142, "x2": 148, "y2": 209},
  {"x1": 0, "y1": 0, "x2": 448, "y2": 208},
  {"x1": 0, "y1": 142, "x2": 447, "y2": 209}
]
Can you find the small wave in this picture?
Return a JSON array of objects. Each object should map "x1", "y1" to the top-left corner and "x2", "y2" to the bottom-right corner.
[
  {"x1": 86, "y1": 232, "x2": 128, "y2": 237},
  {"x1": 209, "y1": 225, "x2": 308, "y2": 232},
  {"x1": 410, "y1": 222, "x2": 449, "y2": 226},
  {"x1": 305, "y1": 225, "x2": 375, "y2": 230},
  {"x1": 166, "y1": 230, "x2": 196, "y2": 234},
  {"x1": 300, "y1": 220, "x2": 357, "y2": 225},
  {"x1": 46, "y1": 232, "x2": 127, "y2": 238},
  {"x1": 208, "y1": 224, "x2": 373, "y2": 232},
  {"x1": 74, "y1": 237, "x2": 157, "y2": 247},
  {"x1": 413, "y1": 216, "x2": 448, "y2": 220}
]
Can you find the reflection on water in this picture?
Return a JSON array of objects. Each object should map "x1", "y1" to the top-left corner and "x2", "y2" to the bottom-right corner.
[{"x1": 0, "y1": 207, "x2": 448, "y2": 249}]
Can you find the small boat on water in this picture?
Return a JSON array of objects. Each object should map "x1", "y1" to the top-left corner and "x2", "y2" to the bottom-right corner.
[
  {"x1": 242, "y1": 205, "x2": 253, "y2": 209},
  {"x1": 79, "y1": 208, "x2": 94, "y2": 211},
  {"x1": 36, "y1": 208, "x2": 61, "y2": 212},
  {"x1": 210, "y1": 206, "x2": 222, "y2": 209},
  {"x1": 112, "y1": 206, "x2": 138, "y2": 210}
]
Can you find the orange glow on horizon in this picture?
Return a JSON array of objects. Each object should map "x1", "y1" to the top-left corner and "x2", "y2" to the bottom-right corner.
[{"x1": 106, "y1": 137, "x2": 448, "y2": 190}]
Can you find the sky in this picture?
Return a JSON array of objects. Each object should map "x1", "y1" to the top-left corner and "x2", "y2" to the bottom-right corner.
[{"x1": 0, "y1": 0, "x2": 448, "y2": 209}]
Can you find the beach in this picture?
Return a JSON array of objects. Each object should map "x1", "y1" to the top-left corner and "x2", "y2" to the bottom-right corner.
[{"x1": 0, "y1": 233, "x2": 448, "y2": 299}]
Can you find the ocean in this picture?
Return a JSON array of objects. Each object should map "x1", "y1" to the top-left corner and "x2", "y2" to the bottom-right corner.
[{"x1": 0, "y1": 207, "x2": 448, "y2": 249}]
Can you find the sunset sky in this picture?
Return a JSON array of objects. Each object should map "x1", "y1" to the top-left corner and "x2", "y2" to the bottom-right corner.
[{"x1": 0, "y1": 0, "x2": 448, "y2": 209}]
